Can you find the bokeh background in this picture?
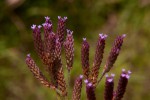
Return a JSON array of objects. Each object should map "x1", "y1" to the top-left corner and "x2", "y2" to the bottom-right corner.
[{"x1": 0, "y1": 0, "x2": 150, "y2": 100}]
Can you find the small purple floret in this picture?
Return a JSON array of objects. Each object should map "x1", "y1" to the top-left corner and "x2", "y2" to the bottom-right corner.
[
  {"x1": 45, "y1": 16, "x2": 50, "y2": 20},
  {"x1": 58, "y1": 16, "x2": 61, "y2": 19},
  {"x1": 107, "y1": 78, "x2": 113, "y2": 82},
  {"x1": 67, "y1": 29, "x2": 73, "y2": 35},
  {"x1": 83, "y1": 38, "x2": 86, "y2": 41},
  {"x1": 64, "y1": 16, "x2": 68, "y2": 20},
  {"x1": 27, "y1": 54, "x2": 31, "y2": 57},
  {"x1": 84, "y1": 79, "x2": 88, "y2": 84},
  {"x1": 31, "y1": 24, "x2": 36, "y2": 30},
  {"x1": 99, "y1": 33, "x2": 108, "y2": 39},
  {"x1": 126, "y1": 74, "x2": 130, "y2": 79},
  {"x1": 111, "y1": 73, "x2": 115, "y2": 77},
  {"x1": 88, "y1": 83, "x2": 92, "y2": 87},
  {"x1": 80, "y1": 75, "x2": 83, "y2": 79},
  {"x1": 38, "y1": 25, "x2": 42, "y2": 29},
  {"x1": 128, "y1": 70, "x2": 132, "y2": 74},
  {"x1": 122, "y1": 34, "x2": 126, "y2": 38},
  {"x1": 105, "y1": 74, "x2": 109, "y2": 77}
]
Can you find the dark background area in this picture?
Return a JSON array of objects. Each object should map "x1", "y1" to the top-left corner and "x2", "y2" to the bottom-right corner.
[{"x1": 0, "y1": 0, "x2": 150, "y2": 99}]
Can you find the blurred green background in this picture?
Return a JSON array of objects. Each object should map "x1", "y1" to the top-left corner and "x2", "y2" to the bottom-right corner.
[{"x1": 0, "y1": 0, "x2": 150, "y2": 100}]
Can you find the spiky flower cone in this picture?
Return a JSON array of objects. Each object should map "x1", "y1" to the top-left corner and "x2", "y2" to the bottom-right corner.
[
  {"x1": 81, "y1": 38, "x2": 90, "y2": 79},
  {"x1": 113, "y1": 69, "x2": 131, "y2": 100},
  {"x1": 50, "y1": 38, "x2": 61, "y2": 85},
  {"x1": 98, "y1": 34, "x2": 126, "y2": 85},
  {"x1": 31, "y1": 25, "x2": 46, "y2": 64},
  {"x1": 72, "y1": 75, "x2": 83, "y2": 100},
  {"x1": 64, "y1": 29, "x2": 74, "y2": 72},
  {"x1": 26, "y1": 16, "x2": 130, "y2": 100},
  {"x1": 42, "y1": 18, "x2": 57, "y2": 83},
  {"x1": 55, "y1": 66, "x2": 67, "y2": 96},
  {"x1": 104, "y1": 34, "x2": 126, "y2": 73},
  {"x1": 25, "y1": 54, "x2": 55, "y2": 89},
  {"x1": 104, "y1": 74, "x2": 115, "y2": 100},
  {"x1": 56, "y1": 16, "x2": 67, "y2": 45},
  {"x1": 85, "y1": 80, "x2": 96, "y2": 100},
  {"x1": 45, "y1": 33, "x2": 56, "y2": 75},
  {"x1": 43, "y1": 17, "x2": 53, "y2": 40},
  {"x1": 53, "y1": 39, "x2": 67, "y2": 96},
  {"x1": 42, "y1": 19, "x2": 56, "y2": 64},
  {"x1": 90, "y1": 34, "x2": 107, "y2": 87}
]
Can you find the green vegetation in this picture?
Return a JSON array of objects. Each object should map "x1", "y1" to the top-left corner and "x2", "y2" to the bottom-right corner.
[{"x1": 0, "y1": 0, "x2": 150, "y2": 99}]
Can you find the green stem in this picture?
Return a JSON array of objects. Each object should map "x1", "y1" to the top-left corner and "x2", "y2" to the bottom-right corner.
[
  {"x1": 97, "y1": 70, "x2": 106, "y2": 86},
  {"x1": 56, "y1": 92, "x2": 61, "y2": 100},
  {"x1": 67, "y1": 70, "x2": 71, "y2": 100}
]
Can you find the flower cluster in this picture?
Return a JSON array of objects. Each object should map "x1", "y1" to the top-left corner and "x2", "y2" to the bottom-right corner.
[{"x1": 25, "y1": 16, "x2": 131, "y2": 100}]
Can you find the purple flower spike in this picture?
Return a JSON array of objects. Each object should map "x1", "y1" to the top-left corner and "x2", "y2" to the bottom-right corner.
[
  {"x1": 25, "y1": 54, "x2": 56, "y2": 89},
  {"x1": 104, "y1": 74, "x2": 114, "y2": 100},
  {"x1": 104, "y1": 34, "x2": 126, "y2": 73},
  {"x1": 90, "y1": 33, "x2": 107, "y2": 87},
  {"x1": 64, "y1": 29, "x2": 74, "y2": 72},
  {"x1": 114, "y1": 69, "x2": 131, "y2": 100},
  {"x1": 86, "y1": 82, "x2": 96, "y2": 100},
  {"x1": 72, "y1": 75, "x2": 83, "y2": 100},
  {"x1": 81, "y1": 37, "x2": 90, "y2": 79},
  {"x1": 56, "y1": 16, "x2": 67, "y2": 45},
  {"x1": 32, "y1": 23, "x2": 45, "y2": 63}
]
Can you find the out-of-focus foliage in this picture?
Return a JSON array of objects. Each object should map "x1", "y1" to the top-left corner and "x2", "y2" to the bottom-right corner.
[{"x1": 0, "y1": 0, "x2": 150, "y2": 99}]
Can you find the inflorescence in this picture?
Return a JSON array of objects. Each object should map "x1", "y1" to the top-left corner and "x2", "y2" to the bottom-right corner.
[{"x1": 25, "y1": 16, "x2": 131, "y2": 100}]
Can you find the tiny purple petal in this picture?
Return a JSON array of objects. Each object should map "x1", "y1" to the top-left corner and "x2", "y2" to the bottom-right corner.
[
  {"x1": 111, "y1": 73, "x2": 115, "y2": 77},
  {"x1": 64, "y1": 16, "x2": 68, "y2": 20},
  {"x1": 84, "y1": 79, "x2": 88, "y2": 84},
  {"x1": 67, "y1": 29, "x2": 73, "y2": 35},
  {"x1": 42, "y1": 23, "x2": 47, "y2": 27},
  {"x1": 58, "y1": 16, "x2": 61, "y2": 19},
  {"x1": 99, "y1": 33, "x2": 107, "y2": 39},
  {"x1": 80, "y1": 75, "x2": 83, "y2": 79},
  {"x1": 105, "y1": 74, "x2": 109, "y2": 77},
  {"x1": 121, "y1": 73, "x2": 126, "y2": 77},
  {"x1": 99, "y1": 33, "x2": 103, "y2": 37},
  {"x1": 47, "y1": 23, "x2": 52, "y2": 27},
  {"x1": 67, "y1": 29, "x2": 70, "y2": 33},
  {"x1": 45, "y1": 16, "x2": 50, "y2": 20},
  {"x1": 128, "y1": 70, "x2": 132, "y2": 74},
  {"x1": 126, "y1": 74, "x2": 130, "y2": 79},
  {"x1": 27, "y1": 54, "x2": 31, "y2": 57},
  {"x1": 104, "y1": 34, "x2": 108, "y2": 38},
  {"x1": 107, "y1": 78, "x2": 113, "y2": 82},
  {"x1": 122, "y1": 69, "x2": 126, "y2": 72},
  {"x1": 122, "y1": 34, "x2": 126, "y2": 38},
  {"x1": 38, "y1": 25, "x2": 42, "y2": 29},
  {"x1": 83, "y1": 38, "x2": 86, "y2": 41},
  {"x1": 88, "y1": 83, "x2": 92, "y2": 86},
  {"x1": 31, "y1": 24, "x2": 36, "y2": 30}
]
